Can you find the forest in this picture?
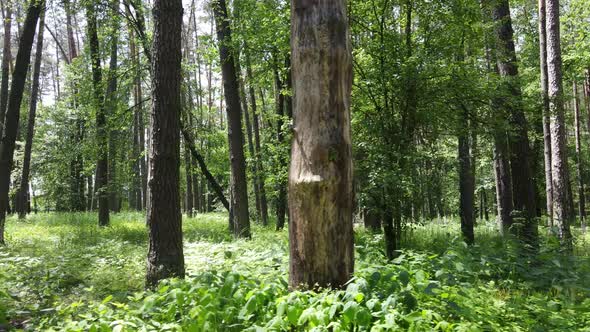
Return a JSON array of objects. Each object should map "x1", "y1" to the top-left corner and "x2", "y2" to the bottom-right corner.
[{"x1": 0, "y1": 0, "x2": 589, "y2": 330}]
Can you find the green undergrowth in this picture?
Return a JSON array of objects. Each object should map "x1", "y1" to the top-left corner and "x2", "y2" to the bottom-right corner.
[{"x1": 0, "y1": 213, "x2": 589, "y2": 331}]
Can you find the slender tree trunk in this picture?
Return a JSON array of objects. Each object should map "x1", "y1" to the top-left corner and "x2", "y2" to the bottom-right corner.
[
  {"x1": 106, "y1": 3, "x2": 120, "y2": 213},
  {"x1": 212, "y1": 0, "x2": 250, "y2": 238},
  {"x1": 16, "y1": 8, "x2": 45, "y2": 219},
  {"x1": 184, "y1": 138, "x2": 194, "y2": 217},
  {"x1": 288, "y1": 0, "x2": 354, "y2": 289},
  {"x1": 573, "y1": 81, "x2": 586, "y2": 226},
  {"x1": 273, "y1": 62, "x2": 287, "y2": 231},
  {"x1": 0, "y1": 2, "x2": 11, "y2": 140},
  {"x1": 0, "y1": 0, "x2": 43, "y2": 244},
  {"x1": 146, "y1": 0, "x2": 185, "y2": 287},
  {"x1": 545, "y1": 0, "x2": 573, "y2": 245},
  {"x1": 494, "y1": 133, "x2": 514, "y2": 234},
  {"x1": 245, "y1": 50, "x2": 268, "y2": 226},
  {"x1": 538, "y1": 0, "x2": 553, "y2": 225},
  {"x1": 86, "y1": 1, "x2": 110, "y2": 226},
  {"x1": 458, "y1": 106, "x2": 475, "y2": 245}
]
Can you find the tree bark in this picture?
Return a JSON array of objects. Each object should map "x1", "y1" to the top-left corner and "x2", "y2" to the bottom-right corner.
[
  {"x1": 538, "y1": 0, "x2": 553, "y2": 226},
  {"x1": 494, "y1": 132, "x2": 514, "y2": 234},
  {"x1": 0, "y1": 0, "x2": 43, "y2": 244},
  {"x1": 0, "y1": 2, "x2": 11, "y2": 140},
  {"x1": 288, "y1": 0, "x2": 354, "y2": 289},
  {"x1": 573, "y1": 81, "x2": 586, "y2": 226},
  {"x1": 146, "y1": 0, "x2": 185, "y2": 287},
  {"x1": 86, "y1": 1, "x2": 110, "y2": 226},
  {"x1": 490, "y1": 0, "x2": 537, "y2": 245},
  {"x1": 212, "y1": 0, "x2": 250, "y2": 238},
  {"x1": 545, "y1": 0, "x2": 573, "y2": 245},
  {"x1": 16, "y1": 8, "x2": 45, "y2": 219}
]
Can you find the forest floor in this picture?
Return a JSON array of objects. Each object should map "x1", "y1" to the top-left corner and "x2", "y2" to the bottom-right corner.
[{"x1": 0, "y1": 213, "x2": 589, "y2": 331}]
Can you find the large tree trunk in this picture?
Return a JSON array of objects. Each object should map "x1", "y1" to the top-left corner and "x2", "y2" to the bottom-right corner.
[
  {"x1": 545, "y1": 0, "x2": 573, "y2": 245},
  {"x1": 490, "y1": 0, "x2": 537, "y2": 245},
  {"x1": 212, "y1": 0, "x2": 250, "y2": 238},
  {"x1": 16, "y1": 8, "x2": 45, "y2": 219},
  {"x1": 573, "y1": 81, "x2": 586, "y2": 227},
  {"x1": 86, "y1": 1, "x2": 110, "y2": 226},
  {"x1": 288, "y1": 0, "x2": 354, "y2": 289},
  {"x1": 0, "y1": 2, "x2": 11, "y2": 140},
  {"x1": 494, "y1": 133, "x2": 514, "y2": 234},
  {"x1": 458, "y1": 106, "x2": 474, "y2": 245},
  {"x1": 146, "y1": 0, "x2": 185, "y2": 287},
  {"x1": 0, "y1": 0, "x2": 43, "y2": 244},
  {"x1": 538, "y1": 0, "x2": 553, "y2": 226}
]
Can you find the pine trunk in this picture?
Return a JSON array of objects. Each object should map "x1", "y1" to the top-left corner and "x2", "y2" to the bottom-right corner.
[
  {"x1": 146, "y1": 0, "x2": 185, "y2": 287},
  {"x1": 573, "y1": 81, "x2": 586, "y2": 226},
  {"x1": 545, "y1": 0, "x2": 573, "y2": 245},
  {"x1": 0, "y1": 3, "x2": 11, "y2": 140}
]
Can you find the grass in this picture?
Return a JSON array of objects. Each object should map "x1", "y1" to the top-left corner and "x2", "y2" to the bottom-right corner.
[{"x1": 0, "y1": 212, "x2": 589, "y2": 331}]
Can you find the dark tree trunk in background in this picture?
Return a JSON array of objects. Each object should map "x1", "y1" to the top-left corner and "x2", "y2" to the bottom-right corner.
[
  {"x1": 86, "y1": 1, "x2": 110, "y2": 226},
  {"x1": 545, "y1": 0, "x2": 573, "y2": 245},
  {"x1": 184, "y1": 138, "x2": 194, "y2": 217},
  {"x1": 573, "y1": 81, "x2": 586, "y2": 226},
  {"x1": 146, "y1": 0, "x2": 185, "y2": 287},
  {"x1": 212, "y1": 0, "x2": 250, "y2": 238},
  {"x1": 458, "y1": 106, "x2": 475, "y2": 245},
  {"x1": 273, "y1": 63, "x2": 287, "y2": 231},
  {"x1": 107, "y1": 3, "x2": 120, "y2": 213},
  {"x1": 245, "y1": 50, "x2": 268, "y2": 226},
  {"x1": 288, "y1": 0, "x2": 354, "y2": 289},
  {"x1": 538, "y1": 0, "x2": 553, "y2": 226},
  {"x1": 16, "y1": 8, "x2": 45, "y2": 219},
  {"x1": 494, "y1": 133, "x2": 514, "y2": 234},
  {"x1": 0, "y1": 0, "x2": 42, "y2": 244},
  {"x1": 364, "y1": 209, "x2": 381, "y2": 232},
  {"x1": 0, "y1": 3, "x2": 11, "y2": 140},
  {"x1": 490, "y1": 0, "x2": 537, "y2": 245}
]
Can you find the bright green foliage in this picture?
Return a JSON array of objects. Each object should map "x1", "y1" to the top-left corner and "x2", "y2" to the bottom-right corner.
[{"x1": 1, "y1": 213, "x2": 589, "y2": 331}]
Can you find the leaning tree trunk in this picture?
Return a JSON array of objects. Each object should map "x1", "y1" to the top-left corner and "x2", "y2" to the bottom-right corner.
[
  {"x1": 0, "y1": 3, "x2": 11, "y2": 140},
  {"x1": 0, "y1": 0, "x2": 43, "y2": 244},
  {"x1": 86, "y1": 1, "x2": 110, "y2": 226},
  {"x1": 538, "y1": 0, "x2": 553, "y2": 226},
  {"x1": 16, "y1": 8, "x2": 45, "y2": 219},
  {"x1": 545, "y1": 0, "x2": 573, "y2": 245},
  {"x1": 212, "y1": 0, "x2": 250, "y2": 238},
  {"x1": 573, "y1": 81, "x2": 586, "y2": 227},
  {"x1": 146, "y1": 0, "x2": 185, "y2": 287},
  {"x1": 288, "y1": 0, "x2": 354, "y2": 289}
]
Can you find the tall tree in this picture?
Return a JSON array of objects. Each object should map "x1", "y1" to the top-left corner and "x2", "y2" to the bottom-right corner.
[
  {"x1": 107, "y1": 0, "x2": 121, "y2": 213},
  {"x1": 0, "y1": 0, "x2": 43, "y2": 244},
  {"x1": 538, "y1": 0, "x2": 553, "y2": 226},
  {"x1": 145, "y1": 0, "x2": 185, "y2": 287},
  {"x1": 288, "y1": 0, "x2": 354, "y2": 289},
  {"x1": 86, "y1": 0, "x2": 110, "y2": 226},
  {"x1": 545, "y1": 0, "x2": 573, "y2": 244},
  {"x1": 489, "y1": 0, "x2": 537, "y2": 244},
  {"x1": 0, "y1": 2, "x2": 11, "y2": 139},
  {"x1": 458, "y1": 106, "x2": 474, "y2": 245},
  {"x1": 16, "y1": 7, "x2": 45, "y2": 219},
  {"x1": 212, "y1": 0, "x2": 250, "y2": 238},
  {"x1": 573, "y1": 81, "x2": 585, "y2": 227}
]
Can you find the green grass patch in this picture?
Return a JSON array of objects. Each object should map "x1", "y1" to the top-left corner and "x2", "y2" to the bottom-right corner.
[{"x1": 0, "y1": 213, "x2": 589, "y2": 331}]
